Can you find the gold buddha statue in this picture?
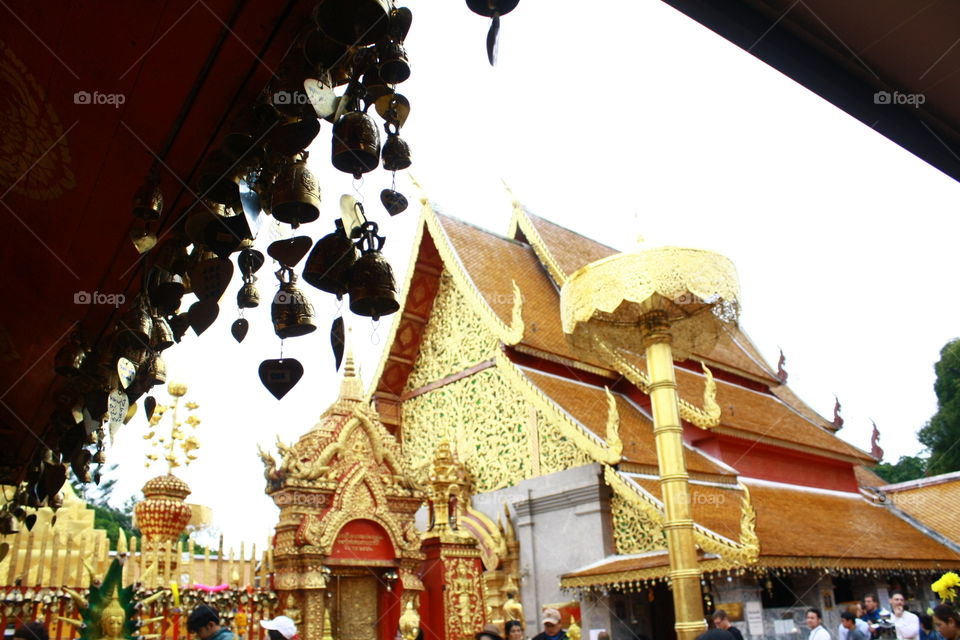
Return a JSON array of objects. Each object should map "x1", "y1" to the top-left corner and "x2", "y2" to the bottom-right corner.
[{"x1": 99, "y1": 592, "x2": 127, "y2": 640}]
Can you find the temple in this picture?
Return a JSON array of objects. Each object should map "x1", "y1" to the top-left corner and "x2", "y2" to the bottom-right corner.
[{"x1": 357, "y1": 197, "x2": 959, "y2": 639}]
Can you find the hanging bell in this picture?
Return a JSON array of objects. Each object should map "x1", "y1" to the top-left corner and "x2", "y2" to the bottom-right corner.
[
  {"x1": 143, "y1": 354, "x2": 167, "y2": 387},
  {"x1": 303, "y1": 29, "x2": 351, "y2": 86},
  {"x1": 152, "y1": 237, "x2": 191, "y2": 276},
  {"x1": 362, "y1": 66, "x2": 393, "y2": 106},
  {"x1": 198, "y1": 150, "x2": 242, "y2": 206},
  {"x1": 348, "y1": 221, "x2": 399, "y2": 320},
  {"x1": 271, "y1": 154, "x2": 321, "y2": 227},
  {"x1": 54, "y1": 333, "x2": 87, "y2": 377},
  {"x1": 168, "y1": 313, "x2": 191, "y2": 343},
  {"x1": 302, "y1": 219, "x2": 357, "y2": 297},
  {"x1": 378, "y1": 40, "x2": 410, "y2": 84},
  {"x1": 382, "y1": 127, "x2": 412, "y2": 171},
  {"x1": 268, "y1": 111, "x2": 321, "y2": 157},
  {"x1": 132, "y1": 174, "x2": 163, "y2": 220},
  {"x1": 118, "y1": 299, "x2": 153, "y2": 348},
  {"x1": 148, "y1": 269, "x2": 185, "y2": 316},
  {"x1": 151, "y1": 316, "x2": 175, "y2": 352},
  {"x1": 237, "y1": 280, "x2": 260, "y2": 309},
  {"x1": 332, "y1": 111, "x2": 380, "y2": 178},
  {"x1": 271, "y1": 268, "x2": 317, "y2": 339},
  {"x1": 313, "y1": 0, "x2": 390, "y2": 46}
]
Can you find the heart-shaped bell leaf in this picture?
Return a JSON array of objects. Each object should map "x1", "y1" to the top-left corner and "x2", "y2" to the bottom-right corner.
[
  {"x1": 267, "y1": 236, "x2": 313, "y2": 268},
  {"x1": 331, "y1": 316, "x2": 345, "y2": 371},
  {"x1": 107, "y1": 389, "x2": 129, "y2": 429},
  {"x1": 238, "y1": 249, "x2": 265, "y2": 275},
  {"x1": 24, "y1": 514, "x2": 37, "y2": 531},
  {"x1": 190, "y1": 257, "x2": 234, "y2": 301},
  {"x1": 188, "y1": 299, "x2": 220, "y2": 336},
  {"x1": 117, "y1": 357, "x2": 137, "y2": 389},
  {"x1": 203, "y1": 215, "x2": 248, "y2": 259},
  {"x1": 0, "y1": 542, "x2": 9, "y2": 563},
  {"x1": 231, "y1": 318, "x2": 249, "y2": 343},
  {"x1": 258, "y1": 358, "x2": 304, "y2": 400},
  {"x1": 380, "y1": 189, "x2": 408, "y2": 216},
  {"x1": 144, "y1": 396, "x2": 157, "y2": 421}
]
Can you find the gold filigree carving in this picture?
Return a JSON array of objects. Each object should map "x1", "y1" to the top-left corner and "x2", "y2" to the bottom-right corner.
[
  {"x1": 406, "y1": 271, "x2": 499, "y2": 391},
  {"x1": 424, "y1": 207, "x2": 524, "y2": 346},
  {"x1": 444, "y1": 558, "x2": 485, "y2": 640}
]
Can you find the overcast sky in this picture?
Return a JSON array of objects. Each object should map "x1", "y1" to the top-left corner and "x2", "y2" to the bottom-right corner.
[{"x1": 105, "y1": 0, "x2": 960, "y2": 552}]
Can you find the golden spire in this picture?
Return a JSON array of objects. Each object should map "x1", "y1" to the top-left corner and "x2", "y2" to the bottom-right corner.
[{"x1": 338, "y1": 328, "x2": 363, "y2": 401}]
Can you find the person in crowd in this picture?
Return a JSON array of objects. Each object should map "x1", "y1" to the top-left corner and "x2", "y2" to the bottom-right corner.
[
  {"x1": 505, "y1": 621, "x2": 525, "y2": 640},
  {"x1": 477, "y1": 624, "x2": 504, "y2": 640},
  {"x1": 863, "y1": 594, "x2": 891, "y2": 638},
  {"x1": 532, "y1": 609, "x2": 567, "y2": 640},
  {"x1": 595, "y1": 632, "x2": 609, "y2": 640},
  {"x1": 806, "y1": 608, "x2": 831, "y2": 640},
  {"x1": 933, "y1": 605, "x2": 960, "y2": 640},
  {"x1": 711, "y1": 610, "x2": 743, "y2": 640},
  {"x1": 695, "y1": 630, "x2": 734, "y2": 640},
  {"x1": 842, "y1": 612, "x2": 869, "y2": 640},
  {"x1": 261, "y1": 616, "x2": 299, "y2": 640},
  {"x1": 187, "y1": 604, "x2": 235, "y2": 640},
  {"x1": 890, "y1": 592, "x2": 920, "y2": 639},
  {"x1": 840, "y1": 605, "x2": 872, "y2": 640},
  {"x1": 919, "y1": 613, "x2": 944, "y2": 640},
  {"x1": 12, "y1": 622, "x2": 48, "y2": 640}
]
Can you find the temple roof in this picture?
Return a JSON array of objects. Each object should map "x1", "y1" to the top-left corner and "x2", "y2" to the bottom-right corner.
[{"x1": 881, "y1": 471, "x2": 960, "y2": 548}]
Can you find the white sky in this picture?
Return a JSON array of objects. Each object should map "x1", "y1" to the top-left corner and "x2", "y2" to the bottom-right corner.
[{"x1": 107, "y1": 0, "x2": 960, "y2": 552}]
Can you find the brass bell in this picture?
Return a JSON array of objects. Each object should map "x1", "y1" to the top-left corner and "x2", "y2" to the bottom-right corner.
[
  {"x1": 118, "y1": 299, "x2": 153, "y2": 348},
  {"x1": 144, "y1": 354, "x2": 167, "y2": 387},
  {"x1": 132, "y1": 174, "x2": 163, "y2": 220},
  {"x1": 272, "y1": 268, "x2": 317, "y2": 339},
  {"x1": 348, "y1": 221, "x2": 399, "y2": 320},
  {"x1": 237, "y1": 281, "x2": 260, "y2": 308},
  {"x1": 362, "y1": 67, "x2": 393, "y2": 106},
  {"x1": 198, "y1": 150, "x2": 242, "y2": 206},
  {"x1": 272, "y1": 154, "x2": 320, "y2": 227},
  {"x1": 302, "y1": 219, "x2": 357, "y2": 297},
  {"x1": 152, "y1": 237, "x2": 191, "y2": 276},
  {"x1": 313, "y1": 0, "x2": 390, "y2": 46},
  {"x1": 148, "y1": 269, "x2": 185, "y2": 316},
  {"x1": 151, "y1": 315, "x2": 175, "y2": 352},
  {"x1": 332, "y1": 111, "x2": 380, "y2": 178},
  {"x1": 382, "y1": 128, "x2": 412, "y2": 171},
  {"x1": 54, "y1": 333, "x2": 87, "y2": 377},
  {"x1": 378, "y1": 40, "x2": 410, "y2": 84}
]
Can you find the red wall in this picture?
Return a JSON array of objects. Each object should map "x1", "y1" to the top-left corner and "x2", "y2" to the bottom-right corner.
[{"x1": 688, "y1": 429, "x2": 859, "y2": 492}]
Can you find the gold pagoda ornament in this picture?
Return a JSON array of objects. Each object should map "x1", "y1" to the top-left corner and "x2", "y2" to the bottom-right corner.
[
  {"x1": 135, "y1": 381, "x2": 204, "y2": 548},
  {"x1": 560, "y1": 246, "x2": 741, "y2": 640}
]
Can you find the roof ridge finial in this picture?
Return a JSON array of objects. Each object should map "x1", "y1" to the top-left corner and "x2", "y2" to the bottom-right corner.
[
  {"x1": 407, "y1": 171, "x2": 429, "y2": 206},
  {"x1": 343, "y1": 326, "x2": 356, "y2": 377},
  {"x1": 338, "y1": 326, "x2": 363, "y2": 401},
  {"x1": 502, "y1": 179, "x2": 521, "y2": 210}
]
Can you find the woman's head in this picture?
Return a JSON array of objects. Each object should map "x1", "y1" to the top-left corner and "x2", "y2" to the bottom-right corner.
[
  {"x1": 934, "y1": 604, "x2": 960, "y2": 640},
  {"x1": 505, "y1": 621, "x2": 524, "y2": 640}
]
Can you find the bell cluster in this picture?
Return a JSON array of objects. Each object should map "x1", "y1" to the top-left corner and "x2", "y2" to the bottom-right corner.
[{"x1": 23, "y1": 0, "x2": 419, "y2": 516}]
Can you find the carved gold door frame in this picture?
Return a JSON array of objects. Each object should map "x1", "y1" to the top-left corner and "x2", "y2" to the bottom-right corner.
[{"x1": 331, "y1": 573, "x2": 381, "y2": 640}]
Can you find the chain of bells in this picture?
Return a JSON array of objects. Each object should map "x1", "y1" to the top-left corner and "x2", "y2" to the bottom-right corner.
[{"x1": 5, "y1": 0, "x2": 421, "y2": 528}]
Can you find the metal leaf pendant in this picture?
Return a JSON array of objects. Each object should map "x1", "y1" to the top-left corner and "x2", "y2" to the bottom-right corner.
[
  {"x1": 267, "y1": 236, "x2": 313, "y2": 268},
  {"x1": 258, "y1": 358, "x2": 304, "y2": 400},
  {"x1": 331, "y1": 316, "x2": 345, "y2": 370},
  {"x1": 144, "y1": 395, "x2": 157, "y2": 421},
  {"x1": 232, "y1": 318, "x2": 249, "y2": 343},
  {"x1": 487, "y1": 13, "x2": 500, "y2": 66}
]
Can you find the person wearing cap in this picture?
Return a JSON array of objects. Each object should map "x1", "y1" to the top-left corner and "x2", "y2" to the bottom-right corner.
[
  {"x1": 261, "y1": 616, "x2": 299, "y2": 640},
  {"x1": 187, "y1": 604, "x2": 235, "y2": 640},
  {"x1": 532, "y1": 609, "x2": 568, "y2": 640}
]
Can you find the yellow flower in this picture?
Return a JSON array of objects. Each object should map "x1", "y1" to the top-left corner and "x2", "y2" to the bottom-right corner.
[{"x1": 932, "y1": 572, "x2": 960, "y2": 603}]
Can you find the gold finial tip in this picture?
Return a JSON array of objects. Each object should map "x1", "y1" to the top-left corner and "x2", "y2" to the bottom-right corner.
[{"x1": 168, "y1": 382, "x2": 188, "y2": 397}]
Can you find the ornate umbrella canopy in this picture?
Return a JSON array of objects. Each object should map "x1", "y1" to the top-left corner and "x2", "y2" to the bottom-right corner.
[{"x1": 560, "y1": 246, "x2": 741, "y2": 357}]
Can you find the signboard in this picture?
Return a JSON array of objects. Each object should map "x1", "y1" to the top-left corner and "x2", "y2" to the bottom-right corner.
[
  {"x1": 328, "y1": 519, "x2": 395, "y2": 563},
  {"x1": 745, "y1": 601, "x2": 763, "y2": 637}
]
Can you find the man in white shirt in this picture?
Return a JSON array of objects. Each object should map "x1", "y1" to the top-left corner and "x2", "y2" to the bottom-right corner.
[
  {"x1": 807, "y1": 608, "x2": 832, "y2": 640},
  {"x1": 889, "y1": 593, "x2": 919, "y2": 639}
]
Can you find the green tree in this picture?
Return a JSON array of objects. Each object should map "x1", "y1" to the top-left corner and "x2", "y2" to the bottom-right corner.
[
  {"x1": 919, "y1": 339, "x2": 960, "y2": 476},
  {"x1": 70, "y1": 465, "x2": 140, "y2": 550},
  {"x1": 871, "y1": 455, "x2": 927, "y2": 484}
]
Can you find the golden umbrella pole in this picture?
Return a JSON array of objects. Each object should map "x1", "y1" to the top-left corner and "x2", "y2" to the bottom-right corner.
[
  {"x1": 561, "y1": 247, "x2": 741, "y2": 640},
  {"x1": 641, "y1": 310, "x2": 703, "y2": 640}
]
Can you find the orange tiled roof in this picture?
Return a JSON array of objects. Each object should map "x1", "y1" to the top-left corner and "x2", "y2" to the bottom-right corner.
[
  {"x1": 673, "y1": 366, "x2": 873, "y2": 462},
  {"x1": 520, "y1": 368, "x2": 734, "y2": 477},
  {"x1": 628, "y1": 476, "x2": 747, "y2": 545},
  {"x1": 883, "y1": 472, "x2": 960, "y2": 547},
  {"x1": 521, "y1": 211, "x2": 619, "y2": 279},
  {"x1": 855, "y1": 465, "x2": 889, "y2": 489},
  {"x1": 745, "y1": 478, "x2": 959, "y2": 563}
]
